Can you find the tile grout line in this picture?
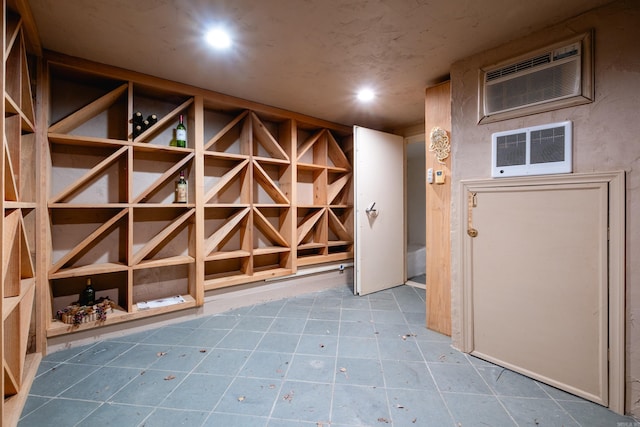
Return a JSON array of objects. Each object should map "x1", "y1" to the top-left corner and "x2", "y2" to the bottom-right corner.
[
  {"x1": 380, "y1": 289, "x2": 403, "y2": 426},
  {"x1": 150, "y1": 317, "x2": 238, "y2": 426},
  {"x1": 529, "y1": 379, "x2": 585, "y2": 427},
  {"x1": 265, "y1": 295, "x2": 314, "y2": 424},
  {"x1": 327, "y1": 290, "x2": 347, "y2": 426},
  {"x1": 202, "y1": 309, "x2": 276, "y2": 425},
  {"x1": 465, "y1": 353, "x2": 521, "y2": 426},
  {"x1": 410, "y1": 291, "x2": 458, "y2": 427}
]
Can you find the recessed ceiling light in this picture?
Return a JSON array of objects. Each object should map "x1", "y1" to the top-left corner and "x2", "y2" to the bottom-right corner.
[
  {"x1": 205, "y1": 28, "x2": 232, "y2": 49},
  {"x1": 357, "y1": 88, "x2": 375, "y2": 102}
]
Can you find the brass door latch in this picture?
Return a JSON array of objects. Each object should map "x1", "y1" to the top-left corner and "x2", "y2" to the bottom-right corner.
[{"x1": 467, "y1": 192, "x2": 478, "y2": 238}]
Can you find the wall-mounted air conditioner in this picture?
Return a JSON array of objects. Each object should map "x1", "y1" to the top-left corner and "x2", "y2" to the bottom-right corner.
[
  {"x1": 479, "y1": 32, "x2": 593, "y2": 124},
  {"x1": 491, "y1": 121, "x2": 572, "y2": 178}
]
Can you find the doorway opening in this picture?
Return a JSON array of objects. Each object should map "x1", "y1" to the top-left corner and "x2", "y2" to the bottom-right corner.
[{"x1": 406, "y1": 135, "x2": 426, "y2": 289}]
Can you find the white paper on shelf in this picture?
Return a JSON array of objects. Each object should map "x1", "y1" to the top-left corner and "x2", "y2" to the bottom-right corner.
[{"x1": 137, "y1": 295, "x2": 185, "y2": 310}]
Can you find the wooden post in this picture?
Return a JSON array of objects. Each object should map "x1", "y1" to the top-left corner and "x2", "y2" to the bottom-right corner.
[{"x1": 425, "y1": 81, "x2": 452, "y2": 336}]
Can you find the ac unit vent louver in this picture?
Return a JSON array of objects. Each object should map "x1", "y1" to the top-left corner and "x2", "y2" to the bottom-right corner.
[
  {"x1": 485, "y1": 53, "x2": 552, "y2": 82},
  {"x1": 482, "y1": 41, "x2": 584, "y2": 118}
]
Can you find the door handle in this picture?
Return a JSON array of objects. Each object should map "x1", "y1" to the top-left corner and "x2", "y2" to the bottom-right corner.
[
  {"x1": 366, "y1": 202, "x2": 378, "y2": 217},
  {"x1": 366, "y1": 202, "x2": 376, "y2": 213},
  {"x1": 467, "y1": 192, "x2": 478, "y2": 238}
]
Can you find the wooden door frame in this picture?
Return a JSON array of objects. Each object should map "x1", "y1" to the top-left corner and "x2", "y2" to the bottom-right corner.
[{"x1": 459, "y1": 171, "x2": 625, "y2": 414}]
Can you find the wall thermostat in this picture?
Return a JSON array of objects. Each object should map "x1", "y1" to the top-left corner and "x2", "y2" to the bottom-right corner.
[{"x1": 435, "y1": 170, "x2": 445, "y2": 184}]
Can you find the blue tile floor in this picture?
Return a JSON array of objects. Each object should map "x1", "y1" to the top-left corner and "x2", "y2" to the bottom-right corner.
[{"x1": 19, "y1": 285, "x2": 637, "y2": 426}]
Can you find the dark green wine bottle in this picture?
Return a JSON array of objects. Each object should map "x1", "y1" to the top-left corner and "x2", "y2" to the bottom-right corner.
[{"x1": 79, "y1": 278, "x2": 95, "y2": 306}]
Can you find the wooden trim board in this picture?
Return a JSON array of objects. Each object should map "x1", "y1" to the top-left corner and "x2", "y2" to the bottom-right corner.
[{"x1": 425, "y1": 81, "x2": 452, "y2": 336}]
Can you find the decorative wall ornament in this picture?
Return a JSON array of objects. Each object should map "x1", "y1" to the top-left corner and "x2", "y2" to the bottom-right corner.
[{"x1": 429, "y1": 126, "x2": 450, "y2": 164}]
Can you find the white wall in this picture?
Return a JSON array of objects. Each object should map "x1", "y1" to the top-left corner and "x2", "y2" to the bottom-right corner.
[{"x1": 449, "y1": 0, "x2": 640, "y2": 416}]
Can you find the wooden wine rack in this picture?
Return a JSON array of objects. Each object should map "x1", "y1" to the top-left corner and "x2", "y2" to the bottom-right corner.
[
  {"x1": 296, "y1": 127, "x2": 353, "y2": 265},
  {"x1": 41, "y1": 52, "x2": 353, "y2": 338},
  {"x1": 45, "y1": 68, "x2": 199, "y2": 337},
  {"x1": 2, "y1": 2, "x2": 42, "y2": 425}
]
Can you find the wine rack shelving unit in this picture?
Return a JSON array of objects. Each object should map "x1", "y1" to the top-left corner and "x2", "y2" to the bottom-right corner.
[
  {"x1": 296, "y1": 126, "x2": 353, "y2": 266},
  {"x1": 3, "y1": 2, "x2": 41, "y2": 425},
  {"x1": 42, "y1": 52, "x2": 353, "y2": 339},
  {"x1": 45, "y1": 66, "x2": 199, "y2": 337},
  {"x1": 202, "y1": 108, "x2": 295, "y2": 290}
]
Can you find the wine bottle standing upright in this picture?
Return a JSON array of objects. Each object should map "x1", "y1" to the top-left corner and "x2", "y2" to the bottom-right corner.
[
  {"x1": 176, "y1": 170, "x2": 188, "y2": 203},
  {"x1": 176, "y1": 114, "x2": 187, "y2": 148},
  {"x1": 79, "y1": 278, "x2": 95, "y2": 306}
]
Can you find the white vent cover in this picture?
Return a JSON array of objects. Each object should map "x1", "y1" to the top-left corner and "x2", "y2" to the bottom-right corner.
[
  {"x1": 491, "y1": 121, "x2": 572, "y2": 178},
  {"x1": 482, "y1": 41, "x2": 583, "y2": 117}
]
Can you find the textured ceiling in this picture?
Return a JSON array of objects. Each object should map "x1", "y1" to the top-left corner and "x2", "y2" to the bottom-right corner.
[{"x1": 28, "y1": 0, "x2": 612, "y2": 131}]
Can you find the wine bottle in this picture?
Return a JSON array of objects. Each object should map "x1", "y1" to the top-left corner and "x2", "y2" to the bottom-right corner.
[
  {"x1": 132, "y1": 111, "x2": 144, "y2": 138},
  {"x1": 79, "y1": 278, "x2": 96, "y2": 306},
  {"x1": 176, "y1": 114, "x2": 187, "y2": 148},
  {"x1": 132, "y1": 111, "x2": 144, "y2": 125},
  {"x1": 176, "y1": 170, "x2": 188, "y2": 203},
  {"x1": 133, "y1": 124, "x2": 143, "y2": 139},
  {"x1": 147, "y1": 114, "x2": 158, "y2": 127}
]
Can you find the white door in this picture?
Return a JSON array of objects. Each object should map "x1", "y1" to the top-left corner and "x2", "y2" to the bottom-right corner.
[
  {"x1": 354, "y1": 126, "x2": 405, "y2": 295},
  {"x1": 468, "y1": 182, "x2": 609, "y2": 405}
]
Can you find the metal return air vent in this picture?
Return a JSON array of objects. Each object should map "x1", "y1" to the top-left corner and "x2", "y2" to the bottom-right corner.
[{"x1": 491, "y1": 121, "x2": 572, "y2": 178}]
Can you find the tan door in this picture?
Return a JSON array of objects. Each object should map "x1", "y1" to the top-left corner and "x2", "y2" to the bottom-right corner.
[
  {"x1": 468, "y1": 182, "x2": 608, "y2": 405},
  {"x1": 354, "y1": 126, "x2": 405, "y2": 295}
]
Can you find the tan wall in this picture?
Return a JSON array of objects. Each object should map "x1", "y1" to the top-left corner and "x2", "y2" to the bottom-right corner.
[{"x1": 449, "y1": 0, "x2": 640, "y2": 415}]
